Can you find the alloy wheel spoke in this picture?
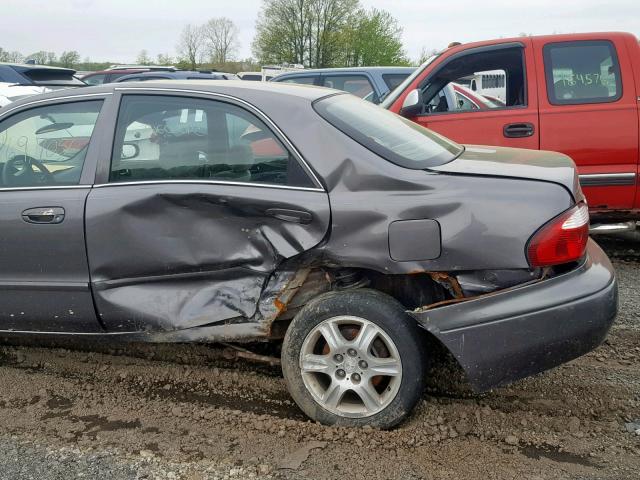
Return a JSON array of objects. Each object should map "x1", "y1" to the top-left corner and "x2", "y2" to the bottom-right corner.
[
  {"x1": 318, "y1": 321, "x2": 344, "y2": 353},
  {"x1": 354, "y1": 381, "x2": 382, "y2": 412},
  {"x1": 322, "y1": 380, "x2": 347, "y2": 409},
  {"x1": 352, "y1": 322, "x2": 379, "y2": 353},
  {"x1": 300, "y1": 353, "x2": 332, "y2": 374},
  {"x1": 367, "y1": 357, "x2": 402, "y2": 377}
]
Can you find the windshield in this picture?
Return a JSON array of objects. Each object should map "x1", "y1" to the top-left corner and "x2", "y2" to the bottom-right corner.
[
  {"x1": 380, "y1": 55, "x2": 439, "y2": 109},
  {"x1": 314, "y1": 94, "x2": 462, "y2": 169}
]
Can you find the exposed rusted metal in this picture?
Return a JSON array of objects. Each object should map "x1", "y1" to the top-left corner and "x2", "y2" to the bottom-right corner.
[
  {"x1": 270, "y1": 267, "x2": 312, "y2": 318},
  {"x1": 220, "y1": 343, "x2": 281, "y2": 366},
  {"x1": 415, "y1": 267, "x2": 551, "y2": 312},
  {"x1": 428, "y1": 272, "x2": 464, "y2": 299}
]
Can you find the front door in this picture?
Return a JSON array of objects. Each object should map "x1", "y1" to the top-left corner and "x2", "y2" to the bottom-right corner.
[
  {"x1": 85, "y1": 92, "x2": 330, "y2": 332},
  {"x1": 403, "y1": 40, "x2": 540, "y2": 150},
  {"x1": 0, "y1": 99, "x2": 105, "y2": 332}
]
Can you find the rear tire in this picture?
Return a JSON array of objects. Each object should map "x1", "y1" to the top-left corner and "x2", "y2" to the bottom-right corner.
[{"x1": 281, "y1": 289, "x2": 426, "y2": 428}]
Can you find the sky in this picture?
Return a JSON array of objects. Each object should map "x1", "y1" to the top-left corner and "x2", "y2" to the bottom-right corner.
[{"x1": 1, "y1": 0, "x2": 638, "y2": 64}]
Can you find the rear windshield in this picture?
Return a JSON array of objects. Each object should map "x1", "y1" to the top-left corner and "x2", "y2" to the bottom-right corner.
[{"x1": 314, "y1": 94, "x2": 462, "y2": 169}]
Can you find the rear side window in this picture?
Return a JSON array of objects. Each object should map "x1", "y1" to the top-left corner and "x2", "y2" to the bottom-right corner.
[
  {"x1": 323, "y1": 75, "x2": 376, "y2": 102},
  {"x1": 110, "y1": 95, "x2": 315, "y2": 188},
  {"x1": 314, "y1": 94, "x2": 462, "y2": 169},
  {"x1": 382, "y1": 73, "x2": 410, "y2": 91},
  {"x1": 136, "y1": 76, "x2": 167, "y2": 81},
  {"x1": 109, "y1": 72, "x2": 134, "y2": 82},
  {"x1": 278, "y1": 76, "x2": 318, "y2": 85},
  {"x1": 543, "y1": 40, "x2": 622, "y2": 105},
  {"x1": 84, "y1": 74, "x2": 107, "y2": 85}
]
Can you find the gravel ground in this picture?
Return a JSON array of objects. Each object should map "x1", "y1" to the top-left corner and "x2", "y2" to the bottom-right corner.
[{"x1": 0, "y1": 235, "x2": 638, "y2": 480}]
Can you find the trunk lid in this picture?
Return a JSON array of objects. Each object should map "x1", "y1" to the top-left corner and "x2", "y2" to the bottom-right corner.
[{"x1": 430, "y1": 145, "x2": 582, "y2": 201}]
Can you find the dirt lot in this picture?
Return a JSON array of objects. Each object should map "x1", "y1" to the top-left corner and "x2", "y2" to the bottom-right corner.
[{"x1": 0, "y1": 236, "x2": 638, "y2": 480}]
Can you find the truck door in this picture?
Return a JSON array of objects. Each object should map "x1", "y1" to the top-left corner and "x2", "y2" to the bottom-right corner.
[
  {"x1": 534, "y1": 35, "x2": 639, "y2": 211},
  {"x1": 392, "y1": 40, "x2": 540, "y2": 150}
]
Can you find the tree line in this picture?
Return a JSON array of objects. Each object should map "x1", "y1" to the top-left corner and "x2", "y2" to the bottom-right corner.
[
  {"x1": 2, "y1": 0, "x2": 424, "y2": 73},
  {"x1": 253, "y1": 0, "x2": 408, "y2": 68}
]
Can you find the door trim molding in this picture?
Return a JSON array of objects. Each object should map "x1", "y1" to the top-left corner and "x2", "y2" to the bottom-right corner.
[
  {"x1": 93, "y1": 179, "x2": 325, "y2": 192},
  {"x1": 0, "y1": 92, "x2": 113, "y2": 119},
  {"x1": 0, "y1": 280, "x2": 89, "y2": 291},
  {"x1": 0, "y1": 185, "x2": 91, "y2": 192},
  {"x1": 579, "y1": 172, "x2": 636, "y2": 187}
]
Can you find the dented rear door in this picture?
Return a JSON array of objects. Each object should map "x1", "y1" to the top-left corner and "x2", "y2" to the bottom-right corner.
[{"x1": 85, "y1": 91, "x2": 329, "y2": 333}]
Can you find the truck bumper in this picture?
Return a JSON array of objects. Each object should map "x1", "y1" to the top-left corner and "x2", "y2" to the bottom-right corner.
[{"x1": 409, "y1": 239, "x2": 618, "y2": 392}]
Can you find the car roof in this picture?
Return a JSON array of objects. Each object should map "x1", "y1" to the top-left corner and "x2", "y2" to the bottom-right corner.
[
  {"x1": 83, "y1": 69, "x2": 148, "y2": 76},
  {"x1": 439, "y1": 31, "x2": 637, "y2": 57},
  {"x1": 115, "y1": 71, "x2": 236, "y2": 81},
  {"x1": 274, "y1": 66, "x2": 416, "y2": 78},
  {"x1": 2, "y1": 80, "x2": 339, "y2": 109}
]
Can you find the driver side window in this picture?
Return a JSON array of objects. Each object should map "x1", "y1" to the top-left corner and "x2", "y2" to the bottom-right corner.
[
  {"x1": 0, "y1": 100, "x2": 103, "y2": 187},
  {"x1": 422, "y1": 47, "x2": 524, "y2": 114}
]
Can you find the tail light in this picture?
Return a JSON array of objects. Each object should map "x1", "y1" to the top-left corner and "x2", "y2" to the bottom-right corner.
[{"x1": 527, "y1": 203, "x2": 589, "y2": 267}]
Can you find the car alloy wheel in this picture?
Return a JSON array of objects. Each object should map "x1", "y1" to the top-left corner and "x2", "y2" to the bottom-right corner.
[
  {"x1": 299, "y1": 315, "x2": 402, "y2": 418},
  {"x1": 282, "y1": 289, "x2": 426, "y2": 427}
]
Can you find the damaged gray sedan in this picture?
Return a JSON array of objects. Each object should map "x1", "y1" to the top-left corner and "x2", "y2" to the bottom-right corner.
[{"x1": 0, "y1": 81, "x2": 617, "y2": 427}]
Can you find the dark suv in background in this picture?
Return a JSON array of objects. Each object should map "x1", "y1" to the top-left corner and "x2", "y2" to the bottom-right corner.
[
  {"x1": 114, "y1": 70, "x2": 239, "y2": 82},
  {"x1": 270, "y1": 66, "x2": 415, "y2": 103},
  {"x1": 81, "y1": 66, "x2": 178, "y2": 85},
  {"x1": 0, "y1": 63, "x2": 86, "y2": 88}
]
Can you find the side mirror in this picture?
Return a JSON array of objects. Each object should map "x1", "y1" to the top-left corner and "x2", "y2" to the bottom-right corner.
[
  {"x1": 399, "y1": 89, "x2": 423, "y2": 117},
  {"x1": 121, "y1": 143, "x2": 140, "y2": 160}
]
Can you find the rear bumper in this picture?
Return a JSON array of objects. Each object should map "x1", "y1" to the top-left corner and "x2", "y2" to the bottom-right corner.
[{"x1": 409, "y1": 239, "x2": 617, "y2": 392}]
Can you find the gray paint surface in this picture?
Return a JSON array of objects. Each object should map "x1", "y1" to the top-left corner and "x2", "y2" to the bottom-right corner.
[{"x1": 0, "y1": 81, "x2": 616, "y2": 391}]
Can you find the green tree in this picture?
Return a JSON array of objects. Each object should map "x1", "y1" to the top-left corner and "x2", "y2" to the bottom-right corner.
[
  {"x1": 27, "y1": 51, "x2": 47, "y2": 64},
  {"x1": 415, "y1": 46, "x2": 439, "y2": 66},
  {"x1": 136, "y1": 49, "x2": 151, "y2": 65},
  {"x1": 1, "y1": 50, "x2": 24, "y2": 63},
  {"x1": 157, "y1": 53, "x2": 173, "y2": 65},
  {"x1": 252, "y1": 0, "x2": 359, "y2": 68},
  {"x1": 59, "y1": 50, "x2": 81, "y2": 68},
  {"x1": 342, "y1": 9, "x2": 408, "y2": 67},
  {"x1": 203, "y1": 17, "x2": 240, "y2": 65},
  {"x1": 176, "y1": 24, "x2": 204, "y2": 70}
]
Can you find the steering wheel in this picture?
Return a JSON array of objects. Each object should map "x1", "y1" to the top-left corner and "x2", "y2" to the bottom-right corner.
[{"x1": 2, "y1": 155, "x2": 54, "y2": 186}]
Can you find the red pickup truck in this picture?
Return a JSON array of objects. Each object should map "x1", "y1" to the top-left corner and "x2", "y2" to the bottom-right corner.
[{"x1": 382, "y1": 32, "x2": 640, "y2": 232}]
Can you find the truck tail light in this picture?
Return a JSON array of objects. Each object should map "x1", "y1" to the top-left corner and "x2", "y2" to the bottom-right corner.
[{"x1": 527, "y1": 203, "x2": 589, "y2": 268}]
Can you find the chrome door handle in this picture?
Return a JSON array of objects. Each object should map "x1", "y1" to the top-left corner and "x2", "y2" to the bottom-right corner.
[
  {"x1": 21, "y1": 207, "x2": 65, "y2": 224},
  {"x1": 265, "y1": 208, "x2": 312, "y2": 224}
]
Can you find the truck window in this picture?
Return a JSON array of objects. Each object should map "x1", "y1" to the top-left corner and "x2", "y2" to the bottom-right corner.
[
  {"x1": 543, "y1": 40, "x2": 622, "y2": 105},
  {"x1": 419, "y1": 46, "x2": 526, "y2": 114}
]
